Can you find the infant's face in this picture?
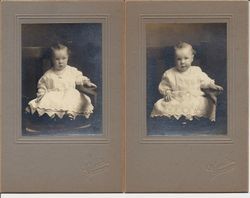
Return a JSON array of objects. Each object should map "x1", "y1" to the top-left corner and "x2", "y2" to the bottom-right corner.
[
  {"x1": 175, "y1": 47, "x2": 194, "y2": 72},
  {"x1": 52, "y1": 49, "x2": 69, "y2": 71}
]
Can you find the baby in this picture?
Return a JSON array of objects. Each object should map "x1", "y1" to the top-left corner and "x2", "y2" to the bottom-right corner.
[
  {"x1": 27, "y1": 43, "x2": 97, "y2": 120},
  {"x1": 151, "y1": 42, "x2": 223, "y2": 121}
]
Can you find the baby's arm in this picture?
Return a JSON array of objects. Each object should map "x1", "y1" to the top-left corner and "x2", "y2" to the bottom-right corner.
[
  {"x1": 206, "y1": 83, "x2": 223, "y2": 92},
  {"x1": 75, "y1": 69, "x2": 97, "y2": 89},
  {"x1": 201, "y1": 81, "x2": 223, "y2": 92},
  {"x1": 198, "y1": 68, "x2": 223, "y2": 104},
  {"x1": 158, "y1": 72, "x2": 172, "y2": 102},
  {"x1": 36, "y1": 76, "x2": 47, "y2": 102},
  {"x1": 198, "y1": 68, "x2": 223, "y2": 91},
  {"x1": 82, "y1": 76, "x2": 97, "y2": 88}
]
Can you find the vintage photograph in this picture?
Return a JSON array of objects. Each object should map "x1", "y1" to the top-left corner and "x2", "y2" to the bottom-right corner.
[
  {"x1": 147, "y1": 23, "x2": 227, "y2": 135},
  {"x1": 22, "y1": 23, "x2": 102, "y2": 136}
]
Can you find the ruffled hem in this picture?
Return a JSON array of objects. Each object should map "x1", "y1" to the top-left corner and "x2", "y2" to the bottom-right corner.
[
  {"x1": 150, "y1": 97, "x2": 216, "y2": 121},
  {"x1": 26, "y1": 105, "x2": 93, "y2": 119},
  {"x1": 151, "y1": 111, "x2": 215, "y2": 122}
]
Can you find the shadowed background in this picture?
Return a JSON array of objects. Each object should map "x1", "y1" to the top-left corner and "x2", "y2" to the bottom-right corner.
[
  {"x1": 22, "y1": 23, "x2": 102, "y2": 135},
  {"x1": 146, "y1": 23, "x2": 227, "y2": 135}
]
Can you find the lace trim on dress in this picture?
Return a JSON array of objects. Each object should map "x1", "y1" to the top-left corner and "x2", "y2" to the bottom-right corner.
[
  {"x1": 26, "y1": 105, "x2": 93, "y2": 119},
  {"x1": 151, "y1": 105, "x2": 215, "y2": 121}
]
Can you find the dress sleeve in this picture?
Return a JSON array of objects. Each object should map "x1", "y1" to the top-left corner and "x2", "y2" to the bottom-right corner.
[
  {"x1": 197, "y1": 67, "x2": 215, "y2": 88},
  {"x1": 158, "y1": 71, "x2": 172, "y2": 96},
  {"x1": 73, "y1": 67, "x2": 90, "y2": 85},
  {"x1": 37, "y1": 75, "x2": 47, "y2": 97}
]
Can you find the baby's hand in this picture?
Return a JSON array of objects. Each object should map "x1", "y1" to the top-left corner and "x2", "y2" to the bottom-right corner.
[
  {"x1": 84, "y1": 81, "x2": 97, "y2": 89},
  {"x1": 35, "y1": 94, "x2": 44, "y2": 103},
  {"x1": 164, "y1": 90, "x2": 172, "y2": 102},
  {"x1": 209, "y1": 84, "x2": 223, "y2": 92},
  {"x1": 78, "y1": 77, "x2": 97, "y2": 89},
  {"x1": 35, "y1": 89, "x2": 45, "y2": 103}
]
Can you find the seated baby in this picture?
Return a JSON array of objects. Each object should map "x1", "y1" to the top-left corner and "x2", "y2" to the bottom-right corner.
[
  {"x1": 151, "y1": 42, "x2": 223, "y2": 121},
  {"x1": 27, "y1": 43, "x2": 97, "y2": 120}
]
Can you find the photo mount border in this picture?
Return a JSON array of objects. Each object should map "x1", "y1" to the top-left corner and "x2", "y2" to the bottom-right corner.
[
  {"x1": 139, "y1": 14, "x2": 234, "y2": 144},
  {"x1": 15, "y1": 14, "x2": 111, "y2": 144}
]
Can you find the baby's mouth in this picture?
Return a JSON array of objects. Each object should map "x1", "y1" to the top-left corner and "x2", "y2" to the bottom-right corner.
[
  {"x1": 56, "y1": 65, "x2": 65, "y2": 70},
  {"x1": 179, "y1": 65, "x2": 189, "y2": 72}
]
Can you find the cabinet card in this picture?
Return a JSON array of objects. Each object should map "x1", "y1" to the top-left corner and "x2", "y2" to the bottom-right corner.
[
  {"x1": 1, "y1": 0, "x2": 123, "y2": 192},
  {"x1": 126, "y1": 0, "x2": 248, "y2": 192}
]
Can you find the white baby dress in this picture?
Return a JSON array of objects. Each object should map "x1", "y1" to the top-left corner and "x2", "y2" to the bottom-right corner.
[
  {"x1": 151, "y1": 66, "x2": 216, "y2": 121},
  {"x1": 27, "y1": 65, "x2": 94, "y2": 119}
]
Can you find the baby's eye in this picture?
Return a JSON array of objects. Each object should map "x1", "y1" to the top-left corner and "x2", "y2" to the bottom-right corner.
[{"x1": 184, "y1": 57, "x2": 189, "y2": 60}]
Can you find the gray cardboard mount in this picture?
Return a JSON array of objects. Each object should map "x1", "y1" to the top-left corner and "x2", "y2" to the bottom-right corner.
[
  {"x1": 0, "y1": 0, "x2": 248, "y2": 193},
  {"x1": 126, "y1": 0, "x2": 248, "y2": 193},
  {"x1": 1, "y1": 0, "x2": 124, "y2": 192}
]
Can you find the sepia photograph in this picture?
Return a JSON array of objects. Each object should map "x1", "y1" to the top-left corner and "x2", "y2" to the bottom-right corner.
[
  {"x1": 22, "y1": 23, "x2": 102, "y2": 136},
  {"x1": 147, "y1": 23, "x2": 227, "y2": 135}
]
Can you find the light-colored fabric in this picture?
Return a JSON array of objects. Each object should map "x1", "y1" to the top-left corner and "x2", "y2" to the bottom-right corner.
[
  {"x1": 28, "y1": 65, "x2": 94, "y2": 119},
  {"x1": 151, "y1": 66, "x2": 216, "y2": 121}
]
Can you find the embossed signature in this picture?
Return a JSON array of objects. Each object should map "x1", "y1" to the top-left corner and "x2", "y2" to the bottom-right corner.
[
  {"x1": 205, "y1": 159, "x2": 236, "y2": 180},
  {"x1": 81, "y1": 160, "x2": 110, "y2": 177}
]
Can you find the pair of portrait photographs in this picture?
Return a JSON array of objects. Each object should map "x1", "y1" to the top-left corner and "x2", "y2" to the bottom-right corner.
[
  {"x1": 1, "y1": 0, "x2": 248, "y2": 193},
  {"x1": 22, "y1": 19, "x2": 226, "y2": 138}
]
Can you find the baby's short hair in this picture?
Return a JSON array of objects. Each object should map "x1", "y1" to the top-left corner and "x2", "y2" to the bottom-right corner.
[
  {"x1": 174, "y1": 42, "x2": 196, "y2": 55},
  {"x1": 50, "y1": 43, "x2": 71, "y2": 57}
]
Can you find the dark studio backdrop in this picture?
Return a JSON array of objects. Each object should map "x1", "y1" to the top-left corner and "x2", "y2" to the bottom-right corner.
[
  {"x1": 22, "y1": 23, "x2": 102, "y2": 136},
  {"x1": 146, "y1": 23, "x2": 227, "y2": 135}
]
